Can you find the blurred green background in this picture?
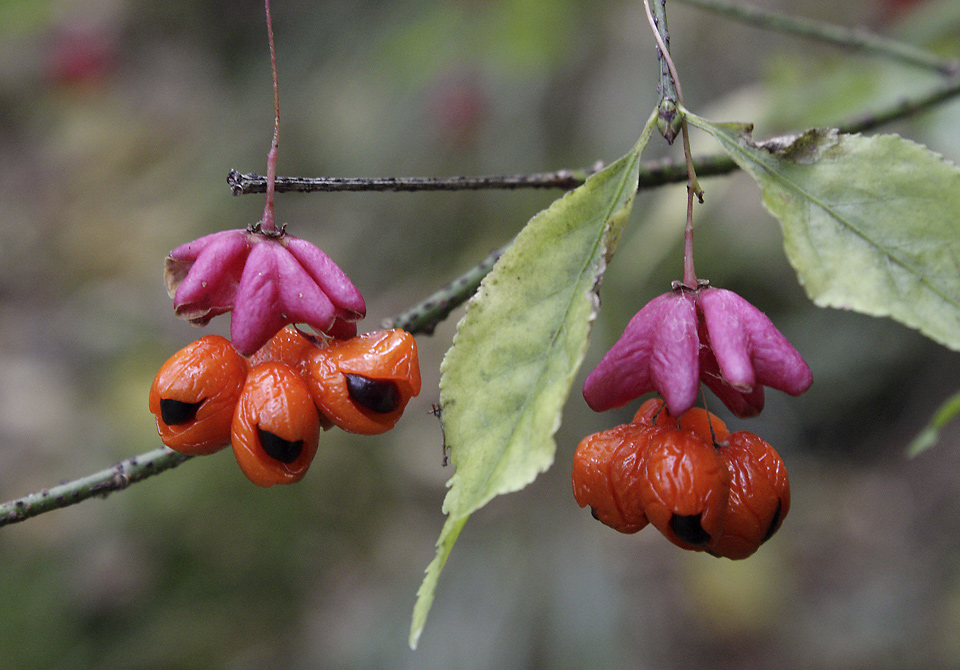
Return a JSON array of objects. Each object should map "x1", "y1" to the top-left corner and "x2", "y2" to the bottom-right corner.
[{"x1": 2, "y1": 0, "x2": 960, "y2": 667}]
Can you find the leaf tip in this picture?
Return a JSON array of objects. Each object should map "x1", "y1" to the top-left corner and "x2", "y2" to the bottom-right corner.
[{"x1": 906, "y1": 428, "x2": 937, "y2": 458}]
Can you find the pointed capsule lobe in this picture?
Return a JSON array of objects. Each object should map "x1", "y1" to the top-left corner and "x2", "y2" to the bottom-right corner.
[
  {"x1": 300, "y1": 329, "x2": 421, "y2": 434},
  {"x1": 148, "y1": 335, "x2": 247, "y2": 455},
  {"x1": 231, "y1": 362, "x2": 321, "y2": 487},
  {"x1": 698, "y1": 288, "x2": 812, "y2": 416}
]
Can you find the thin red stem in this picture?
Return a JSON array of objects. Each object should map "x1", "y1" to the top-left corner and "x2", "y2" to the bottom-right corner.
[
  {"x1": 682, "y1": 185, "x2": 697, "y2": 288},
  {"x1": 260, "y1": 0, "x2": 281, "y2": 233}
]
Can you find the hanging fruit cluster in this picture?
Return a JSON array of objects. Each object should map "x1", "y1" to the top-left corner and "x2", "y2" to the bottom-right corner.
[
  {"x1": 573, "y1": 398, "x2": 789, "y2": 559},
  {"x1": 150, "y1": 9, "x2": 425, "y2": 489},
  {"x1": 150, "y1": 327, "x2": 421, "y2": 487},
  {"x1": 574, "y1": 279, "x2": 810, "y2": 559}
]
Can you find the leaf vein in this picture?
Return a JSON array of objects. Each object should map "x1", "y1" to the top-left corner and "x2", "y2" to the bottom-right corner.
[
  {"x1": 734, "y1": 140, "x2": 960, "y2": 309},
  {"x1": 453, "y1": 152, "x2": 641, "y2": 511}
]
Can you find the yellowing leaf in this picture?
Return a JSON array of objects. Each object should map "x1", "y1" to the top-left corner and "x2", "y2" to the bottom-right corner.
[
  {"x1": 409, "y1": 114, "x2": 657, "y2": 648},
  {"x1": 687, "y1": 114, "x2": 960, "y2": 352}
]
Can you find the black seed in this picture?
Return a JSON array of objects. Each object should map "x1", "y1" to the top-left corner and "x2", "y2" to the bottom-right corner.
[
  {"x1": 160, "y1": 398, "x2": 202, "y2": 425},
  {"x1": 345, "y1": 374, "x2": 401, "y2": 413},
  {"x1": 761, "y1": 500, "x2": 783, "y2": 544},
  {"x1": 590, "y1": 507, "x2": 601, "y2": 521},
  {"x1": 669, "y1": 513, "x2": 711, "y2": 547},
  {"x1": 257, "y1": 428, "x2": 303, "y2": 464}
]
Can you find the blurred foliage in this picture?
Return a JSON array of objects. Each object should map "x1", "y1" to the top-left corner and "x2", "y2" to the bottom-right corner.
[{"x1": 1, "y1": 0, "x2": 960, "y2": 668}]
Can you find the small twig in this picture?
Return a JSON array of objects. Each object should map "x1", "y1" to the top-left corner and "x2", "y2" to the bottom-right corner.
[
  {"x1": 644, "y1": 0, "x2": 703, "y2": 286},
  {"x1": 647, "y1": 0, "x2": 681, "y2": 142},
  {"x1": 259, "y1": 0, "x2": 281, "y2": 233},
  {"x1": 0, "y1": 448, "x2": 191, "y2": 528},
  {"x1": 644, "y1": 0, "x2": 701, "y2": 193},
  {"x1": 675, "y1": 0, "x2": 960, "y2": 76},
  {"x1": 646, "y1": 0, "x2": 686, "y2": 106},
  {"x1": 227, "y1": 156, "x2": 743, "y2": 197},
  {"x1": 228, "y1": 69, "x2": 960, "y2": 198},
  {"x1": 838, "y1": 73, "x2": 960, "y2": 134},
  {"x1": 227, "y1": 168, "x2": 596, "y2": 196},
  {"x1": 635, "y1": 153, "x2": 734, "y2": 187},
  {"x1": 383, "y1": 244, "x2": 509, "y2": 335}
]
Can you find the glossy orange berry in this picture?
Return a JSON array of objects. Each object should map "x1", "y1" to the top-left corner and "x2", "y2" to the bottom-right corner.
[
  {"x1": 300, "y1": 329, "x2": 421, "y2": 434},
  {"x1": 231, "y1": 362, "x2": 321, "y2": 487},
  {"x1": 572, "y1": 423, "x2": 654, "y2": 534},
  {"x1": 711, "y1": 431, "x2": 791, "y2": 559},
  {"x1": 149, "y1": 335, "x2": 247, "y2": 455},
  {"x1": 636, "y1": 427, "x2": 730, "y2": 552}
]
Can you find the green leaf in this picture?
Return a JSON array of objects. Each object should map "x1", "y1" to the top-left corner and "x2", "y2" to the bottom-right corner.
[
  {"x1": 686, "y1": 113, "x2": 960, "y2": 352},
  {"x1": 907, "y1": 389, "x2": 960, "y2": 457},
  {"x1": 409, "y1": 114, "x2": 657, "y2": 649}
]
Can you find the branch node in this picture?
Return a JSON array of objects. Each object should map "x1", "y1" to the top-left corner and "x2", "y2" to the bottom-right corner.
[{"x1": 227, "y1": 169, "x2": 245, "y2": 196}]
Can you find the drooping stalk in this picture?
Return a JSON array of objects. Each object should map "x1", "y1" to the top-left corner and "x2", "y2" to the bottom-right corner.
[
  {"x1": 682, "y1": 186, "x2": 697, "y2": 289},
  {"x1": 643, "y1": 0, "x2": 703, "y2": 289},
  {"x1": 260, "y1": 0, "x2": 281, "y2": 234}
]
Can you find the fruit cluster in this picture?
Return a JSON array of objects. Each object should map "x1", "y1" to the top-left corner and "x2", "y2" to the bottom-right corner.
[
  {"x1": 164, "y1": 228, "x2": 367, "y2": 356},
  {"x1": 572, "y1": 398, "x2": 789, "y2": 559},
  {"x1": 149, "y1": 327, "x2": 421, "y2": 487}
]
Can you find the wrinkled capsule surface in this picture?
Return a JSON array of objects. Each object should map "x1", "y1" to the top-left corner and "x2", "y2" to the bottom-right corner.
[
  {"x1": 572, "y1": 423, "x2": 654, "y2": 534},
  {"x1": 149, "y1": 335, "x2": 247, "y2": 455},
  {"x1": 301, "y1": 329, "x2": 421, "y2": 434},
  {"x1": 572, "y1": 397, "x2": 790, "y2": 559},
  {"x1": 711, "y1": 431, "x2": 791, "y2": 559},
  {"x1": 636, "y1": 427, "x2": 731, "y2": 552},
  {"x1": 231, "y1": 362, "x2": 321, "y2": 487}
]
